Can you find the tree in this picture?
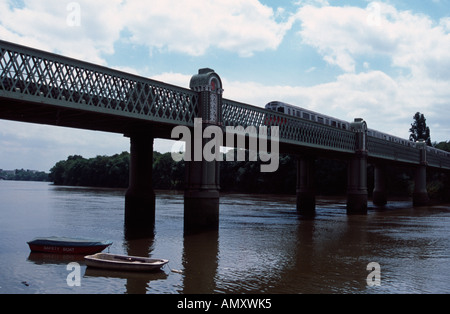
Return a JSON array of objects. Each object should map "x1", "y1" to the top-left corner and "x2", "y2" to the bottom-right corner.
[
  {"x1": 434, "y1": 141, "x2": 450, "y2": 152},
  {"x1": 409, "y1": 112, "x2": 431, "y2": 146}
]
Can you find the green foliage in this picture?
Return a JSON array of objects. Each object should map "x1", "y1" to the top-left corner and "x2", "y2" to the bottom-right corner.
[
  {"x1": 409, "y1": 112, "x2": 432, "y2": 146},
  {"x1": 434, "y1": 141, "x2": 450, "y2": 152},
  {"x1": 220, "y1": 151, "x2": 296, "y2": 194},
  {"x1": 49, "y1": 152, "x2": 130, "y2": 188},
  {"x1": 0, "y1": 169, "x2": 49, "y2": 181},
  {"x1": 152, "y1": 151, "x2": 185, "y2": 190}
]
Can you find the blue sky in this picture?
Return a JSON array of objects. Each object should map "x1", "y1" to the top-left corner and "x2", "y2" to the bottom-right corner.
[{"x1": 1, "y1": 0, "x2": 450, "y2": 171}]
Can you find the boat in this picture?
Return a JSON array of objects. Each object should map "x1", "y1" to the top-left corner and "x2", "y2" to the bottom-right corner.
[
  {"x1": 27, "y1": 237, "x2": 112, "y2": 254},
  {"x1": 84, "y1": 253, "x2": 169, "y2": 272}
]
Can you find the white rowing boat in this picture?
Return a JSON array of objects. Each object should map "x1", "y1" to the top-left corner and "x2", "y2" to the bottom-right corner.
[{"x1": 84, "y1": 253, "x2": 168, "y2": 272}]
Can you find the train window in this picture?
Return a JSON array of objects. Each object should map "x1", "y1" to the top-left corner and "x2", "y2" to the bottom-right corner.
[
  {"x1": 297, "y1": 111, "x2": 300, "y2": 117},
  {"x1": 277, "y1": 107, "x2": 284, "y2": 113},
  {"x1": 342, "y1": 124, "x2": 347, "y2": 130},
  {"x1": 288, "y1": 109, "x2": 291, "y2": 115},
  {"x1": 303, "y1": 112, "x2": 310, "y2": 120},
  {"x1": 311, "y1": 115, "x2": 315, "y2": 121},
  {"x1": 317, "y1": 117, "x2": 324, "y2": 124},
  {"x1": 331, "y1": 121, "x2": 337, "y2": 127}
]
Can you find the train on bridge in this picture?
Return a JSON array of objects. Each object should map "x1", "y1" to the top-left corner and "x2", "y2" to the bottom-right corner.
[{"x1": 265, "y1": 101, "x2": 450, "y2": 158}]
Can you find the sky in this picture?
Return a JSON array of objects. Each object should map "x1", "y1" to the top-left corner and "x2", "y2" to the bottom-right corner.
[{"x1": 1, "y1": 0, "x2": 450, "y2": 171}]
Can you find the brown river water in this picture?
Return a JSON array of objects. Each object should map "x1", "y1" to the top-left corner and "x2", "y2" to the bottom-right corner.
[{"x1": 0, "y1": 180, "x2": 449, "y2": 294}]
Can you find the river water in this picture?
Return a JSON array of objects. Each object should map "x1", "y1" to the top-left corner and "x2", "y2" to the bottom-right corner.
[{"x1": 0, "y1": 180, "x2": 449, "y2": 294}]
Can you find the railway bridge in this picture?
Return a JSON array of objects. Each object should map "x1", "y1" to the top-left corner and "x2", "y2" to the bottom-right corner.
[{"x1": 1, "y1": 40, "x2": 449, "y2": 233}]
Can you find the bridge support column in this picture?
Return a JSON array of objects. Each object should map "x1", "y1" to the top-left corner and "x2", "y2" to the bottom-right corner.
[
  {"x1": 125, "y1": 133, "x2": 155, "y2": 234},
  {"x1": 184, "y1": 68, "x2": 223, "y2": 233},
  {"x1": 347, "y1": 119, "x2": 368, "y2": 214},
  {"x1": 184, "y1": 159, "x2": 220, "y2": 233},
  {"x1": 296, "y1": 156, "x2": 316, "y2": 215},
  {"x1": 413, "y1": 141, "x2": 429, "y2": 206},
  {"x1": 373, "y1": 163, "x2": 387, "y2": 206}
]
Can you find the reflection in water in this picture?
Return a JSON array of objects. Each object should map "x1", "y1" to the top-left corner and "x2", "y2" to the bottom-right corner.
[
  {"x1": 182, "y1": 230, "x2": 219, "y2": 294},
  {"x1": 121, "y1": 232, "x2": 158, "y2": 294},
  {"x1": 27, "y1": 252, "x2": 85, "y2": 265},
  {"x1": 84, "y1": 267, "x2": 167, "y2": 282}
]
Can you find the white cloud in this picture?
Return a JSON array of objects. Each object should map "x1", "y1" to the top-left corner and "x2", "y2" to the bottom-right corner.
[
  {"x1": 0, "y1": 0, "x2": 125, "y2": 64},
  {"x1": 0, "y1": 119, "x2": 129, "y2": 171},
  {"x1": 296, "y1": 1, "x2": 450, "y2": 78},
  {"x1": 0, "y1": 0, "x2": 294, "y2": 61},
  {"x1": 122, "y1": 0, "x2": 294, "y2": 57}
]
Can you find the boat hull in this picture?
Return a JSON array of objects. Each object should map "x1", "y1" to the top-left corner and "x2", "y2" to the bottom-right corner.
[
  {"x1": 85, "y1": 253, "x2": 168, "y2": 272},
  {"x1": 28, "y1": 243, "x2": 111, "y2": 254},
  {"x1": 27, "y1": 237, "x2": 112, "y2": 254}
]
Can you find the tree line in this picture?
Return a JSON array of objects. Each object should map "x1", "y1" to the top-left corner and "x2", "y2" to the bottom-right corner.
[
  {"x1": 48, "y1": 142, "x2": 449, "y2": 201},
  {"x1": 49, "y1": 152, "x2": 130, "y2": 188},
  {"x1": 0, "y1": 169, "x2": 49, "y2": 182}
]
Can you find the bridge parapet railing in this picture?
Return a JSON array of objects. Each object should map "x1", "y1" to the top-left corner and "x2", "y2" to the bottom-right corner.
[
  {"x1": 0, "y1": 40, "x2": 199, "y2": 126},
  {"x1": 222, "y1": 99, "x2": 356, "y2": 153},
  {"x1": 427, "y1": 147, "x2": 450, "y2": 169},
  {"x1": 367, "y1": 135, "x2": 420, "y2": 164}
]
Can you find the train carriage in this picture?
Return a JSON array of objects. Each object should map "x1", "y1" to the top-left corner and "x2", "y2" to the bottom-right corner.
[{"x1": 264, "y1": 101, "x2": 449, "y2": 156}]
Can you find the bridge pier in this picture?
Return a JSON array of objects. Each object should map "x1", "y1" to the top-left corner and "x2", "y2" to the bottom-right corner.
[
  {"x1": 184, "y1": 68, "x2": 223, "y2": 233},
  {"x1": 296, "y1": 156, "x2": 316, "y2": 215},
  {"x1": 184, "y1": 159, "x2": 220, "y2": 233},
  {"x1": 413, "y1": 141, "x2": 429, "y2": 206},
  {"x1": 124, "y1": 133, "x2": 155, "y2": 235},
  {"x1": 373, "y1": 163, "x2": 388, "y2": 206},
  {"x1": 347, "y1": 119, "x2": 368, "y2": 214}
]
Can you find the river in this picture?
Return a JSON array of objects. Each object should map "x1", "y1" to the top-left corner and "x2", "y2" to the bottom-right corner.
[{"x1": 0, "y1": 180, "x2": 449, "y2": 294}]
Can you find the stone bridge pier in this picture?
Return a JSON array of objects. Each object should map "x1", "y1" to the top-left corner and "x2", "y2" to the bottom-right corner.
[
  {"x1": 124, "y1": 132, "x2": 155, "y2": 236},
  {"x1": 296, "y1": 155, "x2": 316, "y2": 215},
  {"x1": 346, "y1": 118, "x2": 368, "y2": 214},
  {"x1": 184, "y1": 69, "x2": 223, "y2": 233},
  {"x1": 372, "y1": 163, "x2": 388, "y2": 206},
  {"x1": 413, "y1": 141, "x2": 430, "y2": 206}
]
